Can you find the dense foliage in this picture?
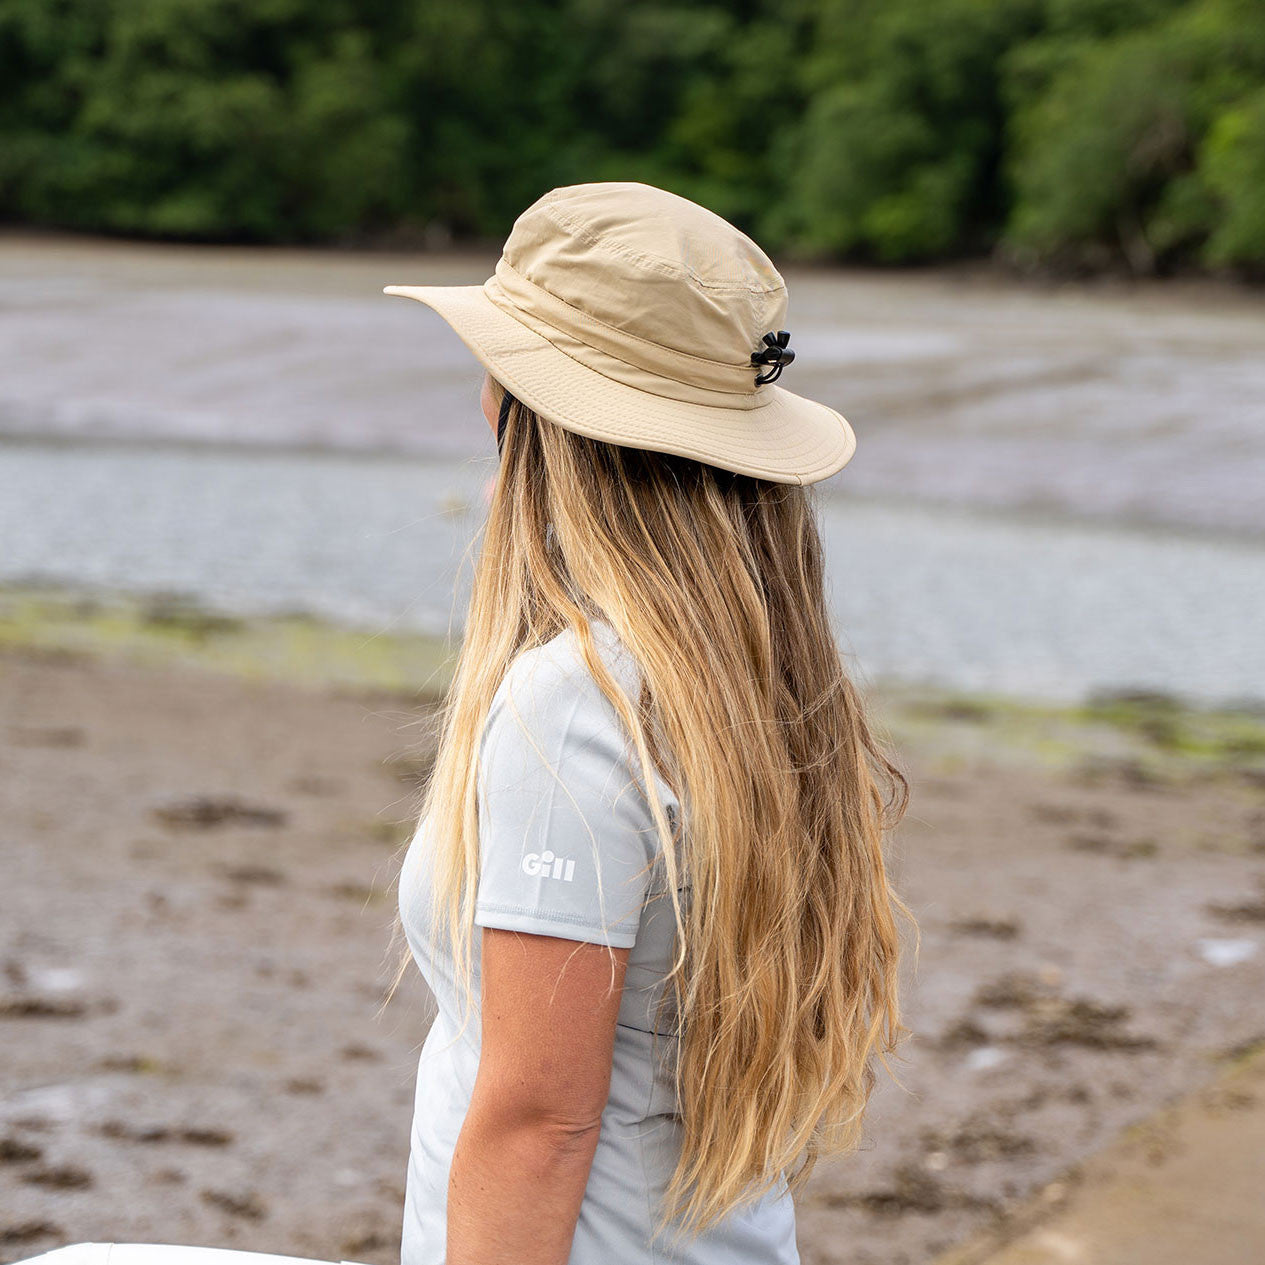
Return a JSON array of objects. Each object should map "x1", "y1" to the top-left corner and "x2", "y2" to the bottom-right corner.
[{"x1": 1, "y1": 0, "x2": 1262, "y2": 271}]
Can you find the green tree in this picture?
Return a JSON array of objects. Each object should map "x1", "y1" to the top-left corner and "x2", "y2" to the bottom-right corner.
[
  {"x1": 1003, "y1": 0, "x2": 1265, "y2": 271},
  {"x1": 0, "y1": 0, "x2": 410, "y2": 240},
  {"x1": 1201, "y1": 86, "x2": 1265, "y2": 265},
  {"x1": 774, "y1": 0, "x2": 1043, "y2": 262},
  {"x1": 2, "y1": 0, "x2": 1264, "y2": 270}
]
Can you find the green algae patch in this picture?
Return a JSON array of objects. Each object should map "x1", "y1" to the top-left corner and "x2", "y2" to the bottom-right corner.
[
  {"x1": 0, "y1": 585, "x2": 456, "y2": 701},
  {"x1": 872, "y1": 680, "x2": 1265, "y2": 783},
  {"x1": 3, "y1": 583, "x2": 1263, "y2": 784},
  {"x1": 1077, "y1": 688, "x2": 1265, "y2": 762}
]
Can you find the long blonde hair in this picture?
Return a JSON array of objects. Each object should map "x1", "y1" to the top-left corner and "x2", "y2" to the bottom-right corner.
[{"x1": 387, "y1": 381, "x2": 914, "y2": 1243}]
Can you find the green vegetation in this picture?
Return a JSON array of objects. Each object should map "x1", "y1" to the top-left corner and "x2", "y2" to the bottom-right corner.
[
  {"x1": 5, "y1": 584, "x2": 1264, "y2": 788},
  {"x1": 1, "y1": 0, "x2": 1262, "y2": 272},
  {"x1": 0, "y1": 585, "x2": 457, "y2": 698}
]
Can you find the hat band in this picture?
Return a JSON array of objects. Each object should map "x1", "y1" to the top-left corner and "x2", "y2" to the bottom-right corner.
[{"x1": 483, "y1": 258, "x2": 773, "y2": 410}]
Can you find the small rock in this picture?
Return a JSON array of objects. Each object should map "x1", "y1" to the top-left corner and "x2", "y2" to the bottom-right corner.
[
  {"x1": 219, "y1": 864, "x2": 288, "y2": 886},
  {"x1": 284, "y1": 1077, "x2": 325, "y2": 1095},
  {"x1": 340, "y1": 1043, "x2": 383, "y2": 1062},
  {"x1": 0, "y1": 995, "x2": 89, "y2": 1019},
  {"x1": 22, "y1": 1163, "x2": 94, "y2": 1189},
  {"x1": 0, "y1": 1221, "x2": 62, "y2": 1247},
  {"x1": 153, "y1": 795, "x2": 287, "y2": 830},
  {"x1": 201, "y1": 1189, "x2": 267, "y2": 1221},
  {"x1": 948, "y1": 917, "x2": 1021, "y2": 940},
  {"x1": 0, "y1": 1136, "x2": 43, "y2": 1163}
]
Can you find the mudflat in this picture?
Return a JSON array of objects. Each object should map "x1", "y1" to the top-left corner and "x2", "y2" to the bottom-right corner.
[
  {"x1": 3, "y1": 232, "x2": 1264, "y2": 539},
  {"x1": 2, "y1": 635, "x2": 1263, "y2": 1264},
  {"x1": 936, "y1": 1040, "x2": 1265, "y2": 1265}
]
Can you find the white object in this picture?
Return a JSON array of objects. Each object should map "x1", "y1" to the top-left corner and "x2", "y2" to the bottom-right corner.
[
  {"x1": 1197, "y1": 937, "x2": 1259, "y2": 967},
  {"x1": 13, "y1": 1245, "x2": 368, "y2": 1265},
  {"x1": 965, "y1": 1045, "x2": 1010, "y2": 1071}
]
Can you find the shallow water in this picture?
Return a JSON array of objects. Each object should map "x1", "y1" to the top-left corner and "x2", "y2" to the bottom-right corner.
[
  {"x1": 3, "y1": 235, "x2": 1262, "y2": 706},
  {"x1": 4, "y1": 439, "x2": 1261, "y2": 707}
]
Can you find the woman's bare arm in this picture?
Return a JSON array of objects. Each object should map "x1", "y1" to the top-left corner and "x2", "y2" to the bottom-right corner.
[{"x1": 446, "y1": 927, "x2": 631, "y2": 1265}]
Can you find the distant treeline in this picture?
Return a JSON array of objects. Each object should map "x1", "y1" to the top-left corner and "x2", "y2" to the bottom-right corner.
[{"x1": 2, "y1": 0, "x2": 1262, "y2": 273}]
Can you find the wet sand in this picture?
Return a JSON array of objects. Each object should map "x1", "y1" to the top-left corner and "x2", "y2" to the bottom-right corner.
[
  {"x1": 3, "y1": 232, "x2": 1264, "y2": 538},
  {"x1": 3, "y1": 615, "x2": 1264, "y2": 1263},
  {"x1": 937, "y1": 1042, "x2": 1265, "y2": 1265}
]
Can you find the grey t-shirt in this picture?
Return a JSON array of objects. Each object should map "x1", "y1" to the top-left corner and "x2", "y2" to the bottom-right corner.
[{"x1": 398, "y1": 618, "x2": 799, "y2": 1264}]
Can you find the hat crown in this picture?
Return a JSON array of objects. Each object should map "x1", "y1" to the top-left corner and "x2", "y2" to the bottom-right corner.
[{"x1": 500, "y1": 182, "x2": 787, "y2": 368}]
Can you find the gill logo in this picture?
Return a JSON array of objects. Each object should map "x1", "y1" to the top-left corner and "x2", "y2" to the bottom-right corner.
[{"x1": 521, "y1": 849, "x2": 576, "y2": 882}]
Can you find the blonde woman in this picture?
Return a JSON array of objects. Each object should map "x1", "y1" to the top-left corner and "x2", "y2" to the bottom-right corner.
[{"x1": 384, "y1": 182, "x2": 911, "y2": 1265}]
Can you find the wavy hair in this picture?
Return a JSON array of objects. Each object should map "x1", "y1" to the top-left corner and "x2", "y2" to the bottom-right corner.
[{"x1": 385, "y1": 379, "x2": 914, "y2": 1244}]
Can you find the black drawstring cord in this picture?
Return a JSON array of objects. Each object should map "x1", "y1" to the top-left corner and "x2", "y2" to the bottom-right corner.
[{"x1": 496, "y1": 387, "x2": 514, "y2": 457}]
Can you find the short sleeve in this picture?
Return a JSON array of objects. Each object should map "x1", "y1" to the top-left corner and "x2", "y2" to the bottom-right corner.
[{"x1": 473, "y1": 640, "x2": 659, "y2": 949}]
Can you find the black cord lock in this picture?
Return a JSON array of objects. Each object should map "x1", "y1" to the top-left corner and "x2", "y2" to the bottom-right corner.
[{"x1": 750, "y1": 330, "x2": 795, "y2": 386}]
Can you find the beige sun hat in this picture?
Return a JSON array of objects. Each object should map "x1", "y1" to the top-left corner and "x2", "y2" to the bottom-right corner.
[{"x1": 383, "y1": 181, "x2": 855, "y2": 486}]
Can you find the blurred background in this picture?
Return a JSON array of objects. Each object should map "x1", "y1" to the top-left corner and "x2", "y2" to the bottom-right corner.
[{"x1": 2, "y1": 2, "x2": 1264, "y2": 1263}]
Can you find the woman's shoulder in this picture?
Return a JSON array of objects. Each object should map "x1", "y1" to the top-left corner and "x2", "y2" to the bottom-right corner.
[
  {"x1": 479, "y1": 620, "x2": 654, "y2": 800},
  {"x1": 482, "y1": 619, "x2": 680, "y2": 838},
  {"x1": 494, "y1": 618, "x2": 641, "y2": 719}
]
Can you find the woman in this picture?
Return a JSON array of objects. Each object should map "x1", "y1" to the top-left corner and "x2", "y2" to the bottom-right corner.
[{"x1": 384, "y1": 181, "x2": 911, "y2": 1265}]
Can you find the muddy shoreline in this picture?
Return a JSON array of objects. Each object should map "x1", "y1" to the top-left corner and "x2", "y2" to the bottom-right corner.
[{"x1": 2, "y1": 600, "x2": 1264, "y2": 1264}]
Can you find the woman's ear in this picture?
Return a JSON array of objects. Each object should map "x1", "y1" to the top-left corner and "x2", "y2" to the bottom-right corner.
[{"x1": 480, "y1": 373, "x2": 500, "y2": 436}]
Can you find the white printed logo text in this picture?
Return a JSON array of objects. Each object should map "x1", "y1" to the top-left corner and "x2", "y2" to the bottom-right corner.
[{"x1": 521, "y1": 850, "x2": 576, "y2": 882}]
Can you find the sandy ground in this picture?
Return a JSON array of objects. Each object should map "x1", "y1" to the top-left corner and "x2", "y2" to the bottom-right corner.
[
  {"x1": 2, "y1": 638, "x2": 1264, "y2": 1264},
  {"x1": 937, "y1": 1041, "x2": 1265, "y2": 1265}
]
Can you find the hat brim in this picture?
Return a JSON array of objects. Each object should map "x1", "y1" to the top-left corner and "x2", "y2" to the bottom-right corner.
[{"x1": 382, "y1": 283, "x2": 855, "y2": 486}]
